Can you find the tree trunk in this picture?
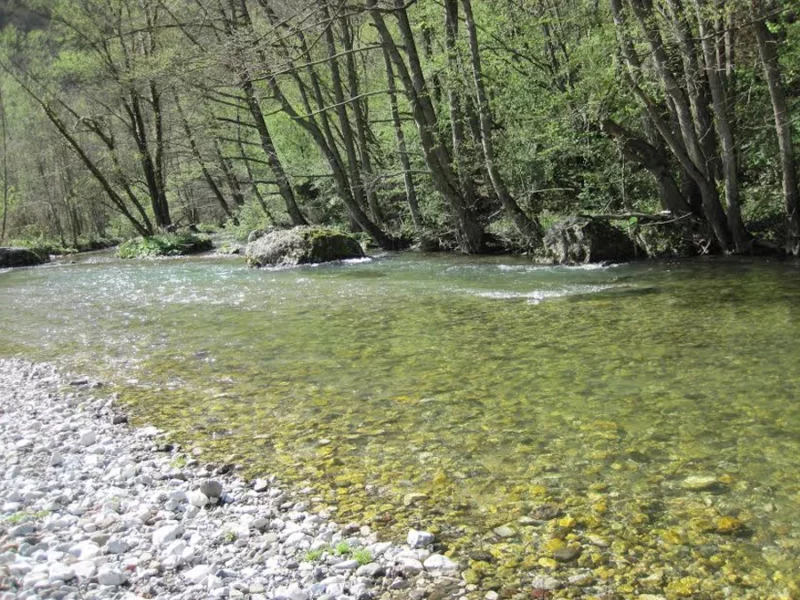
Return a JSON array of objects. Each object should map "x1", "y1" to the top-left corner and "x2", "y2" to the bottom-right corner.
[
  {"x1": 611, "y1": 0, "x2": 732, "y2": 249},
  {"x1": 175, "y1": 94, "x2": 234, "y2": 219},
  {"x1": 601, "y1": 119, "x2": 693, "y2": 216},
  {"x1": 340, "y1": 15, "x2": 383, "y2": 225},
  {"x1": 0, "y1": 87, "x2": 8, "y2": 245},
  {"x1": 236, "y1": 115, "x2": 277, "y2": 224},
  {"x1": 382, "y1": 46, "x2": 423, "y2": 232},
  {"x1": 240, "y1": 78, "x2": 308, "y2": 227},
  {"x1": 213, "y1": 138, "x2": 246, "y2": 208},
  {"x1": 367, "y1": 0, "x2": 485, "y2": 252},
  {"x1": 460, "y1": 0, "x2": 543, "y2": 244},
  {"x1": 694, "y1": 0, "x2": 748, "y2": 251},
  {"x1": 443, "y1": 0, "x2": 478, "y2": 214},
  {"x1": 752, "y1": 0, "x2": 800, "y2": 255}
]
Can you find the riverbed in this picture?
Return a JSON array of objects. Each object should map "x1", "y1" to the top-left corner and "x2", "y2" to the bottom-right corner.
[{"x1": 2, "y1": 252, "x2": 799, "y2": 598}]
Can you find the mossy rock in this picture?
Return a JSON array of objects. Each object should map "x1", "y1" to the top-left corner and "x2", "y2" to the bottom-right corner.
[
  {"x1": 117, "y1": 234, "x2": 213, "y2": 259},
  {"x1": 0, "y1": 247, "x2": 48, "y2": 268},
  {"x1": 245, "y1": 226, "x2": 364, "y2": 267},
  {"x1": 543, "y1": 217, "x2": 640, "y2": 264}
]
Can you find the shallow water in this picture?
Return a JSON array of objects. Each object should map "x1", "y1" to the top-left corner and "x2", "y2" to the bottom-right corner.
[{"x1": 2, "y1": 253, "x2": 799, "y2": 597}]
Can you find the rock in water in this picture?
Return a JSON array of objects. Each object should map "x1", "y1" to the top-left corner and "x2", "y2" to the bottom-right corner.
[
  {"x1": 407, "y1": 529, "x2": 434, "y2": 549},
  {"x1": 245, "y1": 227, "x2": 364, "y2": 267},
  {"x1": 682, "y1": 475, "x2": 719, "y2": 491},
  {"x1": 0, "y1": 247, "x2": 47, "y2": 268},
  {"x1": 543, "y1": 217, "x2": 639, "y2": 263}
]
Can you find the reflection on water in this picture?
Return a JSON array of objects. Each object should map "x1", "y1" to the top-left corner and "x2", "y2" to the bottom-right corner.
[{"x1": 2, "y1": 253, "x2": 800, "y2": 596}]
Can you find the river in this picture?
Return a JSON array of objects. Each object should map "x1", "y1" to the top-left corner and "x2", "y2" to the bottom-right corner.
[{"x1": 1, "y1": 252, "x2": 799, "y2": 596}]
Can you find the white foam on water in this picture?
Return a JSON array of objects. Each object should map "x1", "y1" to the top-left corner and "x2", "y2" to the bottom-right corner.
[
  {"x1": 341, "y1": 257, "x2": 373, "y2": 265},
  {"x1": 496, "y1": 262, "x2": 620, "y2": 272},
  {"x1": 470, "y1": 284, "x2": 616, "y2": 304}
]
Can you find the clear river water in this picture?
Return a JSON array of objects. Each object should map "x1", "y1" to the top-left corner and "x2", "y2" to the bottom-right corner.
[{"x1": 1, "y1": 252, "x2": 799, "y2": 598}]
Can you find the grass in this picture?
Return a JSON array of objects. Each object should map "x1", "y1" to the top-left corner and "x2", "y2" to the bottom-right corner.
[
  {"x1": 4, "y1": 510, "x2": 50, "y2": 524},
  {"x1": 334, "y1": 541, "x2": 351, "y2": 556},
  {"x1": 303, "y1": 546, "x2": 330, "y2": 562},
  {"x1": 222, "y1": 530, "x2": 237, "y2": 543},
  {"x1": 169, "y1": 455, "x2": 187, "y2": 469},
  {"x1": 353, "y1": 548, "x2": 373, "y2": 566}
]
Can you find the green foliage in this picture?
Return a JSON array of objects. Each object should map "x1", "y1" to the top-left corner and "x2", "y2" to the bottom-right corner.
[
  {"x1": 117, "y1": 234, "x2": 212, "y2": 259},
  {"x1": 353, "y1": 549, "x2": 373, "y2": 566},
  {"x1": 222, "y1": 530, "x2": 237, "y2": 543},
  {"x1": 333, "y1": 541, "x2": 351, "y2": 556},
  {"x1": 4, "y1": 510, "x2": 50, "y2": 524},
  {"x1": 303, "y1": 545, "x2": 330, "y2": 562},
  {"x1": 169, "y1": 455, "x2": 187, "y2": 469}
]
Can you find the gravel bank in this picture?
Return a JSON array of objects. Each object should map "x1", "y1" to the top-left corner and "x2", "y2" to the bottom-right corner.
[{"x1": 0, "y1": 359, "x2": 465, "y2": 600}]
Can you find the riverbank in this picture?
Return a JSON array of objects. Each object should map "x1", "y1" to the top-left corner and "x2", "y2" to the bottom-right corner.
[{"x1": 0, "y1": 359, "x2": 465, "y2": 600}]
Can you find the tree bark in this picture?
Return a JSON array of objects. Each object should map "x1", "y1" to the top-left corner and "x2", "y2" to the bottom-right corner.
[
  {"x1": 0, "y1": 87, "x2": 8, "y2": 244},
  {"x1": 611, "y1": 0, "x2": 732, "y2": 249},
  {"x1": 240, "y1": 78, "x2": 308, "y2": 227},
  {"x1": 694, "y1": 0, "x2": 748, "y2": 251},
  {"x1": 751, "y1": 0, "x2": 800, "y2": 255},
  {"x1": 339, "y1": 15, "x2": 384, "y2": 225}
]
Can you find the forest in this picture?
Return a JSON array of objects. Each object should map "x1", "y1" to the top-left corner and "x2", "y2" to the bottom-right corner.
[{"x1": 0, "y1": 0, "x2": 798, "y2": 257}]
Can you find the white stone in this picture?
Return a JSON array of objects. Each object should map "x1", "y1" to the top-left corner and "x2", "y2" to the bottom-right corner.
[
  {"x1": 208, "y1": 574, "x2": 224, "y2": 591},
  {"x1": 398, "y1": 557, "x2": 424, "y2": 575},
  {"x1": 69, "y1": 541, "x2": 100, "y2": 560},
  {"x1": 106, "y1": 538, "x2": 131, "y2": 554},
  {"x1": 184, "y1": 564, "x2": 210, "y2": 584},
  {"x1": 78, "y1": 430, "x2": 96, "y2": 446},
  {"x1": 97, "y1": 565, "x2": 127, "y2": 586},
  {"x1": 48, "y1": 563, "x2": 75, "y2": 582},
  {"x1": 423, "y1": 553, "x2": 459, "y2": 572},
  {"x1": 187, "y1": 490, "x2": 208, "y2": 508},
  {"x1": 73, "y1": 561, "x2": 97, "y2": 580},
  {"x1": 152, "y1": 524, "x2": 183, "y2": 546}
]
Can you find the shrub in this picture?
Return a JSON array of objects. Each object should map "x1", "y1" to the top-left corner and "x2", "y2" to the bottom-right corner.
[{"x1": 117, "y1": 234, "x2": 212, "y2": 259}]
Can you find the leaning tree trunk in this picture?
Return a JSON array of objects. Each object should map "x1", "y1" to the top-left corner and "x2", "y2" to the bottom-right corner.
[
  {"x1": 175, "y1": 95, "x2": 234, "y2": 220},
  {"x1": 601, "y1": 119, "x2": 693, "y2": 216},
  {"x1": 460, "y1": 0, "x2": 543, "y2": 245},
  {"x1": 752, "y1": 0, "x2": 800, "y2": 255},
  {"x1": 240, "y1": 78, "x2": 308, "y2": 227},
  {"x1": 611, "y1": 0, "x2": 732, "y2": 250},
  {"x1": 340, "y1": 15, "x2": 384, "y2": 225}
]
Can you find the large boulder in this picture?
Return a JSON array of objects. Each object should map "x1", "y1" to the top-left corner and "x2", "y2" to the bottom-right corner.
[
  {"x1": 543, "y1": 217, "x2": 639, "y2": 264},
  {"x1": 245, "y1": 227, "x2": 364, "y2": 267},
  {"x1": 0, "y1": 247, "x2": 48, "y2": 268}
]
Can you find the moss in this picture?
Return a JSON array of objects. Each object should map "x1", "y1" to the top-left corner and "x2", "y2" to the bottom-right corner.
[{"x1": 117, "y1": 234, "x2": 212, "y2": 259}]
